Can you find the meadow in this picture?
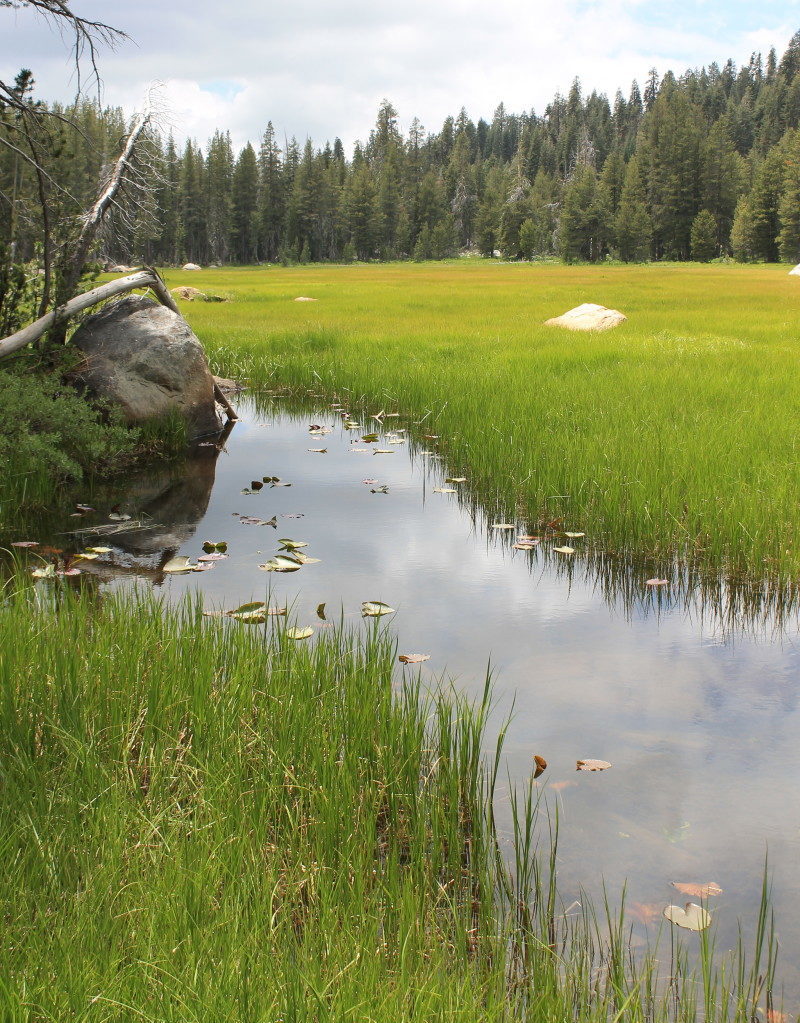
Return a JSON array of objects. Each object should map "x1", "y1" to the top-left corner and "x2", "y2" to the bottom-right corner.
[
  {"x1": 175, "y1": 260, "x2": 800, "y2": 587},
  {"x1": 0, "y1": 582, "x2": 778, "y2": 1021}
]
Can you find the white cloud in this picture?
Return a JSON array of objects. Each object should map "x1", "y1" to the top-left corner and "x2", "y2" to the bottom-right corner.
[{"x1": 1, "y1": 0, "x2": 796, "y2": 151}]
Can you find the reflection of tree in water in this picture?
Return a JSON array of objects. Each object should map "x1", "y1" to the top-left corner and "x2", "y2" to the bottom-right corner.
[{"x1": 260, "y1": 390, "x2": 800, "y2": 640}]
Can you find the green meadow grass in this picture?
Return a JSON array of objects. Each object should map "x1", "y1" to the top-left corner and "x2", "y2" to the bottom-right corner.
[
  {"x1": 0, "y1": 580, "x2": 779, "y2": 1021},
  {"x1": 173, "y1": 261, "x2": 800, "y2": 586}
]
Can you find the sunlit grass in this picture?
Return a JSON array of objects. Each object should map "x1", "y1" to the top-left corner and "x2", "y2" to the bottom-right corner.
[
  {"x1": 0, "y1": 579, "x2": 780, "y2": 1020},
  {"x1": 171, "y1": 261, "x2": 800, "y2": 585}
]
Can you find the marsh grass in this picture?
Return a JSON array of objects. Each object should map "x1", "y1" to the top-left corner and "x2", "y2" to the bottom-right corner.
[
  {"x1": 172, "y1": 261, "x2": 800, "y2": 587},
  {"x1": 0, "y1": 578, "x2": 780, "y2": 1020}
]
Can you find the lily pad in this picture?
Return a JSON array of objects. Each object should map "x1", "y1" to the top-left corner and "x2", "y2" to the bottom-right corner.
[
  {"x1": 87, "y1": 546, "x2": 113, "y2": 554},
  {"x1": 286, "y1": 627, "x2": 314, "y2": 640},
  {"x1": 553, "y1": 546, "x2": 576, "y2": 554},
  {"x1": 492, "y1": 523, "x2": 516, "y2": 530},
  {"x1": 259, "y1": 555, "x2": 303, "y2": 572},
  {"x1": 671, "y1": 881, "x2": 723, "y2": 898},
  {"x1": 362, "y1": 601, "x2": 395, "y2": 617},
  {"x1": 278, "y1": 538, "x2": 308, "y2": 550},
  {"x1": 399, "y1": 653, "x2": 430, "y2": 664},
  {"x1": 564, "y1": 532, "x2": 585, "y2": 538},
  {"x1": 576, "y1": 759, "x2": 612, "y2": 772},
  {"x1": 663, "y1": 903, "x2": 711, "y2": 932},
  {"x1": 446, "y1": 477, "x2": 467, "y2": 483},
  {"x1": 163, "y1": 556, "x2": 197, "y2": 573},
  {"x1": 646, "y1": 578, "x2": 669, "y2": 587},
  {"x1": 198, "y1": 552, "x2": 228, "y2": 562},
  {"x1": 433, "y1": 487, "x2": 457, "y2": 494},
  {"x1": 292, "y1": 552, "x2": 321, "y2": 565}
]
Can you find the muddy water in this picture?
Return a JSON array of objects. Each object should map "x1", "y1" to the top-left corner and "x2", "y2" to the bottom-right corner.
[{"x1": 11, "y1": 396, "x2": 800, "y2": 998}]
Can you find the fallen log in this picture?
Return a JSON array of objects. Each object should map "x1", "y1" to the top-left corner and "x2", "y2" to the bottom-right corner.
[{"x1": 0, "y1": 266, "x2": 237, "y2": 420}]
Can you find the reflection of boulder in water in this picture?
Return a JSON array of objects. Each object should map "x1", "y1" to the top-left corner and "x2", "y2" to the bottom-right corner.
[{"x1": 111, "y1": 447, "x2": 220, "y2": 559}]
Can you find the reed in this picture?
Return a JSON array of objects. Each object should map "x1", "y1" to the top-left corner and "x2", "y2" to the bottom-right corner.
[
  {"x1": 0, "y1": 577, "x2": 780, "y2": 1020},
  {"x1": 173, "y1": 261, "x2": 800, "y2": 586}
]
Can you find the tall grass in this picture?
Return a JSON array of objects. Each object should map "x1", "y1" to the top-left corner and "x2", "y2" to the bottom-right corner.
[
  {"x1": 0, "y1": 577, "x2": 780, "y2": 1020},
  {"x1": 171, "y1": 261, "x2": 800, "y2": 587}
]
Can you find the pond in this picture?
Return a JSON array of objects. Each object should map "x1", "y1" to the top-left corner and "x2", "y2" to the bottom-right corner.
[{"x1": 8, "y1": 393, "x2": 800, "y2": 998}]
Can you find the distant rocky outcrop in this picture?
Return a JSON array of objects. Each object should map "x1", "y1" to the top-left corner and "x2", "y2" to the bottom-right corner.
[
  {"x1": 544, "y1": 303, "x2": 627, "y2": 332},
  {"x1": 71, "y1": 295, "x2": 222, "y2": 439},
  {"x1": 172, "y1": 286, "x2": 207, "y2": 301}
]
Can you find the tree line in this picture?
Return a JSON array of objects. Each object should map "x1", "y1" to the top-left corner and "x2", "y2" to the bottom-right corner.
[{"x1": 5, "y1": 31, "x2": 800, "y2": 271}]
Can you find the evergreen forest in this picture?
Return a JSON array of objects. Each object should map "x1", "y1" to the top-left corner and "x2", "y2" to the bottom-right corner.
[{"x1": 5, "y1": 32, "x2": 800, "y2": 270}]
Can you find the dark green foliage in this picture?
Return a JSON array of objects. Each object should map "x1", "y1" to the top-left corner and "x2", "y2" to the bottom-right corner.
[
  {"x1": 690, "y1": 209, "x2": 719, "y2": 261},
  {"x1": 0, "y1": 368, "x2": 136, "y2": 517},
  {"x1": 6, "y1": 35, "x2": 800, "y2": 269}
]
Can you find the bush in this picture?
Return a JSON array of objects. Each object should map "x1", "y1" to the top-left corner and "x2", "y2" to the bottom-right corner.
[{"x1": 0, "y1": 368, "x2": 137, "y2": 517}]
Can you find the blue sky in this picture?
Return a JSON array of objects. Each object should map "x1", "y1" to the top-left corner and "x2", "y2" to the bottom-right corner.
[{"x1": 1, "y1": 0, "x2": 797, "y2": 151}]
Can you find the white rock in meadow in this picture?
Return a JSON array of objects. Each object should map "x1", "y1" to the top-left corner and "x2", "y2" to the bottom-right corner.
[
  {"x1": 294, "y1": 296, "x2": 318, "y2": 302},
  {"x1": 544, "y1": 303, "x2": 627, "y2": 332},
  {"x1": 182, "y1": 262, "x2": 202, "y2": 271},
  {"x1": 789, "y1": 264, "x2": 800, "y2": 276}
]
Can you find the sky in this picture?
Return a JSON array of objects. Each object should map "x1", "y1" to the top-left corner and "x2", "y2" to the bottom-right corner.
[{"x1": 1, "y1": 0, "x2": 798, "y2": 153}]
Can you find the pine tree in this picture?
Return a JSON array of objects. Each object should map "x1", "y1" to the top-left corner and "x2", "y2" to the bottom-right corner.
[
  {"x1": 258, "y1": 122, "x2": 285, "y2": 262},
  {"x1": 616, "y1": 155, "x2": 652, "y2": 261},
  {"x1": 690, "y1": 209, "x2": 718, "y2": 260},
  {"x1": 232, "y1": 142, "x2": 259, "y2": 263},
  {"x1": 778, "y1": 130, "x2": 800, "y2": 261}
]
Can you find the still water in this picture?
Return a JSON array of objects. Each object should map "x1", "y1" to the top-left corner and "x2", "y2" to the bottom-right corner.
[{"x1": 14, "y1": 395, "x2": 800, "y2": 998}]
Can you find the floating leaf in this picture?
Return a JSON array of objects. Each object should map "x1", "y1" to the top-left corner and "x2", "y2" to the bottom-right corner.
[
  {"x1": 286, "y1": 627, "x2": 314, "y2": 640},
  {"x1": 492, "y1": 523, "x2": 516, "y2": 530},
  {"x1": 386, "y1": 436, "x2": 406, "y2": 443},
  {"x1": 202, "y1": 541, "x2": 228, "y2": 553},
  {"x1": 307, "y1": 448, "x2": 327, "y2": 453},
  {"x1": 671, "y1": 882, "x2": 723, "y2": 898},
  {"x1": 517, "y1": 535, "x2": 541, "y2": 543},
  {"x1": 57, "y1": 567, "x2": 82, "y2": 577},
  {"x1": 513, "y1": 543, "x2": 537, "y2": 550},
  {"x1": 533, "y1": 755, "x2": 548, "y2": 778},
  {"x1": 163, "y1": 556, "x2": 197, "y2": 573},
  {"x1": 362, "y1": 601, "x2": 395, "y2": 617},
  {"x1": 433, "y1": 487, "x2": 457, "y2": 494},
  {"x1": 87, "y1": 546, "x2": 112, "y2": 554},
  {"x1": 193, "y1": 562, "x2": 215, "y2": 572},
  {"x1": 11, "y1": 541, "x2": 38, "y2": 548},
  {"x1": 564, "y1": 532, "x2": 585, "y2": 538},
  {"x1": 278, "y1": 538, "x2": 308, "y2": 550},
  {"x1": 74, "y1": 552, "x2": 99, "y2": 561},
  {"x1": 576, "y1": 759, "x2": 612, "y2": 772},
  {"x1": 663, "y1": 903, "x2": 711, "y2": 932},
  {"x1": 646, "y1": 578, "x2": 669, "y2": 587},
  {"x1": 292, "y1": 552, "x2": 321, "y2": 565},
  {"x1": 371, "y1": 486, "x2": 389, "y2": 494},
  {"x1": 31, "y1": 565, "x2": 56, "y2": 579},
  {"x1": 372, "y1": 449, "x2": 394, "y2": 454},
  {"x1": 361, "y1": 433, "x2": 379, "y2": 442},
  {"x1": 554, "y1": 546, "x2": 576, "y2": 554},
  {"x1": 259, "y1": 555, "x2": 303, "y2": 572},
  {"x1": 263, "y1": 476, "x2": 280, "y2": 483},
  {"x1": 446, "y1": 477, "x2": 466, "y2": 483},
  {"x1": 362, "y1": 479, "x2": 379, "y2": 485},
  {"x1": 316, "y1": 602, "x2": 327, "y2": 620},
  {"x1": 271, "y1": 480, "x2": 292, "y2": 487},
  {"x1": 75, "y1": 504, "x2": 95, "y2": 513},
  {"x1": 350, "y1": 447, "x2": 370, "y2": 453},
  {"x1": 250, "y1": 480, "x2": 264, "y2": 491},
  {"x1": 198, "y1": 552, "x2": 228, "y2": 562},
  {"x1": 399, "y1": 653, "x2": 430, "y2": 664}
]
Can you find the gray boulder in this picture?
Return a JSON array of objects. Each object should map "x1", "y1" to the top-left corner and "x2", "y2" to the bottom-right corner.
[{"x1": 72, "y1": 295, "x2": 222, "y2": 438}]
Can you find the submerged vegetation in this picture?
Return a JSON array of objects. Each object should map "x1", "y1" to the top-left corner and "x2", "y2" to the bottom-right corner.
[
  {"x1": 178, "y1": 260, "x2": 800, "y2": 587},
  {"x1": 0, "y1": 580, "x2": 780, "y2": 1020}
]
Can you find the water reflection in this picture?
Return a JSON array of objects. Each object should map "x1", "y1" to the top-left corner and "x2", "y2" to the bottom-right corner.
[{"x1": 5, "y1": 396, "x2": 800, "y2": 999}]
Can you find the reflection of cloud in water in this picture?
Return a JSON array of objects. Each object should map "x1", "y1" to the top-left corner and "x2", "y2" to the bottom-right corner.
[{"x1": 23, "y1": 397, "x2": 800, "y2": 997}]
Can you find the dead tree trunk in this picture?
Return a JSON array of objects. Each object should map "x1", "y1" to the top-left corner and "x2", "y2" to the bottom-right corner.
[{"x1": 0, "y1": 267, "x2": 238, "y2": 421}]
